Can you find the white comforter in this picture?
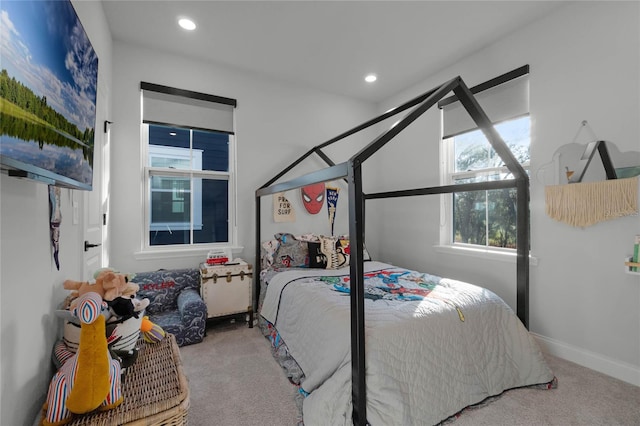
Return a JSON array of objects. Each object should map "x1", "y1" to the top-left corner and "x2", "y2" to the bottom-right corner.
[{"x1": 260, "y1": 261, "x2": 554, "y2": 425}]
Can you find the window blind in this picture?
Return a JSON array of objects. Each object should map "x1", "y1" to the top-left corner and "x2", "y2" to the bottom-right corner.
[
  {"x1": 439, "y1": 66, "x2": 529, "y2": 139},
  {"x1": 141, "y1": 82, "x2": 236, "y2": 134}
]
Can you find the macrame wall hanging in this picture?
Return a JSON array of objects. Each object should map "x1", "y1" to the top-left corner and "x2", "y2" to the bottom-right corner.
[
  {"x1": 544, "y1": 120, "x2": 639, "y2": 227},
  {"x1": 545, "y1": 176, "x2": 638, "y2": 227}
]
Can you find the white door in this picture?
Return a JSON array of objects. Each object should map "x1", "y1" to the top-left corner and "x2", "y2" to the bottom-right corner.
[{"x1": 83, "y1": 83, "x2": 109, "y2": 279}]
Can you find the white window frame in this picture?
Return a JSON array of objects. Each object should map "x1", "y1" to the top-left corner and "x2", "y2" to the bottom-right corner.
[
  {"x1": 437, "y1": 67, "x2": 532, "y2": 262},
  {"x1": 439, "y1": 118, "x2": 531, "y2": 261},
  {"x1": 138, "y1": 125, "x2": 239, "y2": 257},
  {"x1": 148, "y1": 144, "x2": 204, "y2": 232}
]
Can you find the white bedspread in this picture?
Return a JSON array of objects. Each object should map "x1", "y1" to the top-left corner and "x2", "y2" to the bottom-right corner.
[{"x1": 260, "y1": 261, "x2": 554, "y2": 425}]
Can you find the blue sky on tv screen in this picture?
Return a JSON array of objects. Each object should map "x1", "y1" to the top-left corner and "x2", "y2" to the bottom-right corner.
[{"x1": 0, "y1": 0, "x2": 98, "y2": 132}]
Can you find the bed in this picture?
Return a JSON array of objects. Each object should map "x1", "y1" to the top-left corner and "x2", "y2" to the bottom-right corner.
[
  {"x1": 258, "y1": 251, "x2": 555, "y2": 425},
  {"x1": 254, "y1": 72, "x2": 551, "y2": 425}
]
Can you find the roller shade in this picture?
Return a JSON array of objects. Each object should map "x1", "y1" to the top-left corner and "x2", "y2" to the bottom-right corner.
[
  {"x1": 141, "y1": 82, "x2": 236, "y2": 134},
  {"x1": 440, "y1": 68, "x2": 529, "y2": 139}
]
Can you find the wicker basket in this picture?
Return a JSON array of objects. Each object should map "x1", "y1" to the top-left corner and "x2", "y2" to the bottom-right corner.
[{"x1": 41, "y1": 333, "x2": 189, "y2": 426}]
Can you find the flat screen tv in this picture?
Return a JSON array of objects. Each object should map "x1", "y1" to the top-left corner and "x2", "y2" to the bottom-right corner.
[{"x1": 0, "y1": 0, "x2": 98, "y2": 190}]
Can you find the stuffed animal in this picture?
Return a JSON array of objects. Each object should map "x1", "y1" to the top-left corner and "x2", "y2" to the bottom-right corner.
[
  {"x1": 107, "y1": 296, "x2": 149, "y2": 320},
  {"x1": 58, "y1": 268, "x2": 148, "y2": 363},
  {"x1": 121, "y1": 281, "x2": 140, "y2": 299},
  {"x1": 52, "y1": 303, "x2": 112, "y2": 369},
  {"x1": 141, "y1": 316, "x2": 165, "y2": 344},
  {"x1": 42, "y1": 292, "x2": 123, "y2": 426},
  {"x1": 93, "y1": 267, "x2": 134, "y2": 284},
  {"x1": 63, "y1": 270, "x2": 130, "y2": 309},
  {"x1": 105, "y1": 295, "x2": 149, "y2": 365},
  {"x1": 99, "y1": 268, "x2": 140, "y2": 299}
]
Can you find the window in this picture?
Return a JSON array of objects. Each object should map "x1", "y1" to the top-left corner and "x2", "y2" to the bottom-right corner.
[
  {"x1": 148, "y1": 144, "x2": 203, "y2": 233},
  {"x1": 440, "y1": 67, "x2": 529, "y2": 251},
  {"x1": 141, "y1": 83, "x2": 237, "y2": 249}
]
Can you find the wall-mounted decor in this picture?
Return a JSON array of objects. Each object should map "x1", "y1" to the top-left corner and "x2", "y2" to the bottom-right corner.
[
  {"x1": 536, "y1": 121, "x2": 640, "y2": 185},
  {"x1": 566, "y1": 140, "x2": 617, "y2": 183},
  {"x1": 536, "y1": 125, "x2": 640, "y2": 227},
  {"x1": 301, "y1": 182, "x2": 325, "y2": 214},
  {"x1": 49, "y1": 186, "x2": 62, "y2": 269},
  {"x1": 0, "y1": 0, "x2": 99, "y2": 190},
  {"x1": 273, "y1": 192, "x2": 295, "y2": 223},
  {"x1": 545, "y1": 177, "x2": 638, "y2": 227},
  {"x1": 326, "y1": 186, "x2": 339, "y2": 235}
]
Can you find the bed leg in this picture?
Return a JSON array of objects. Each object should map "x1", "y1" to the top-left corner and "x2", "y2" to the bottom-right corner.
[{"x1": 247, "y1": 308, "x2": 254, "y2": 328}]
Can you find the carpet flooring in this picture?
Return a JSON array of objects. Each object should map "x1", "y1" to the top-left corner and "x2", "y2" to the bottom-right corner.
[{"x1": 179, "y1": 320, "x2": 640, "y2": 426}]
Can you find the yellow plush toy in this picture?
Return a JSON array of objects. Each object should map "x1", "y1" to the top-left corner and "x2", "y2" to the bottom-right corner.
[{"x1": 42, "y1": 292, "x2": 123, "y2": 426}]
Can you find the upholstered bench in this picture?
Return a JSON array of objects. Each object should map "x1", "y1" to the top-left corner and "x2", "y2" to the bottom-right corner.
[{"x1": 133, "y1": 268, "x2": 206, "y2": 347}]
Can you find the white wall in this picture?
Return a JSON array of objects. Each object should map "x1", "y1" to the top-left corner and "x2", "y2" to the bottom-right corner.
[
  {"x1": 0, "y1": 2, "x2": 112, "y2": 425},
  {"x1": 367, "y1": 1, "x2": 640, "y2": 385},
  {"x1": 109, "y1": 42, "x2": 376, "y2": 274}
]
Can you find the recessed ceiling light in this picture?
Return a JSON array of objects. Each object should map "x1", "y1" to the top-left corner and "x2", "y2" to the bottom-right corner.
[
  {"x1": 178, "y1": 18, "x2": 196, "y2": 31},
  {"x1": 365, "y1": 74, "x2": 377, "y2": 83}
]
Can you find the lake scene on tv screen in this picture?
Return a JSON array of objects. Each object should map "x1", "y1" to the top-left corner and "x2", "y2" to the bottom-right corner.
[{"x1": 0, "y1": 0, "x2": 98, "y2": 188}]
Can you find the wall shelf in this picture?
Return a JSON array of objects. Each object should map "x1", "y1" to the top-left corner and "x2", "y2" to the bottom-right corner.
[{"x1": 624, "y1": 256, "x2": 640, "y2": 275}]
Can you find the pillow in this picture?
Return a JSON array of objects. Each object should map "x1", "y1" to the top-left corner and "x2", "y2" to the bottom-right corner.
[
  {"x1": 272, "y1": 233, "x2": 309, "y2": 268},
  {"x1": 319, "y1": 235, "x2": 349, "y2": 270},
  {"x1": 262, "y1": 233, "x2": 321, "y2": 269},
  {"x1": 337, "y1": 235, "x2": 372, "y2": 262},
  {"x1": 296, "y1": 233, "x2": 320, "y2": 243},
  {"x1": 308, "y1": 241, "x2": 328, "y2": 269},
  {"x1": 308, "y1": 235, "x2": 373, "y2": 269},
  {"x1": 261, "y1": 238, "x2": 279, "y2": 269}
]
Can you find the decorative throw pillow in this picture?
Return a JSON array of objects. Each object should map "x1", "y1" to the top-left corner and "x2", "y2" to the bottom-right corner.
[
  {"x1": 261, "y1": 238, "x2": 279, "y2": 269},
  {"x1": 272, "y1": 233, "x2": 309, "y2": 268},
  {"x1": 296, "y1": 233, "x2": 320, "y2": 243},
  {"x1": 337, "y1": 235, "x2": 372, "y2": 261},
  {"x1": 308, "y1": 241, "x2": 328, "y2": 269},
  {"x1": 319, "y1": 235, "x2": 349, "y2": 269}
]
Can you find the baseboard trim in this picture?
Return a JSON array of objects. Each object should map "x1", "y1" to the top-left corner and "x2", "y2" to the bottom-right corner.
[{"x1": 532, "y1": 332, "x2": 640, "y2": 387}]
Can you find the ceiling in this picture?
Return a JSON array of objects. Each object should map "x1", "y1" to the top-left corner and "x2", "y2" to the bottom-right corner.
[{"x1": 102, "y1": 0, "x2": 567, "y2": 103}]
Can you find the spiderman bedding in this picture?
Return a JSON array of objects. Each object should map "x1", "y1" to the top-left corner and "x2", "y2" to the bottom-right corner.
[{"x1": 260, "y1": 261, "x2": 555, "y2": 425}]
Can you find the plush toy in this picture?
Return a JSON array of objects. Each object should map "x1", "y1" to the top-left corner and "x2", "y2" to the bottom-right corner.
[
  {"x1": 63, "y1": 270, "x2": 130, "y2": 309},
  {"x1": 132, "y1": 297, "x2": 150, "y2": 313},
  {"x1": 93, "y1": 267, "x2": 134, "y2": 283},
  {"x1": 107, "y1": 296, "x2": 149, "y2": 320},
  {"x1": 121, "y1": 281, "x2": 140, "y2": 299},
  {"x1": 42, "y1": 292, "x2": 123, "y2": 426},
  {"x1": 52, "y1": 303, "x2": 112, "y2": 369},
  {"x1": 57, "y1": 269, "x2": 149, "y2": 370},
  {"x1": 140, "y1": 316, "x2": 165, "y2": 344},
  {"x1": 104, "y1": 295, "x2": 149, "y2": 366}
]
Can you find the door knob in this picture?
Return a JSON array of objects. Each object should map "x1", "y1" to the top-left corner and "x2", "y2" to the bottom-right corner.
[{"x1": 84, "y1": 241, "x2": 101, "y2": 252}]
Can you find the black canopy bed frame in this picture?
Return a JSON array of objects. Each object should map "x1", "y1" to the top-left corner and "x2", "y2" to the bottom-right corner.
[{"x1": 254, "y1": 71, "x2": 530, "y2": 426}]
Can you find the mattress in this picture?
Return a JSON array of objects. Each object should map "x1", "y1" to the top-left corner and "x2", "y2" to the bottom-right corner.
[{"x1": 259, "y1": 261, "x2": 555, "y2": 425}]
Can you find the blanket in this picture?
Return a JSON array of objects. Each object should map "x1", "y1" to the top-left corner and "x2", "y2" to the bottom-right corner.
[{"x1": 260, "y1": 261, "x2": 554, "y2": 425}]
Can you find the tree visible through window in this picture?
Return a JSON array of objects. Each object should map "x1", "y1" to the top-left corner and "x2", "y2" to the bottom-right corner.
[{"x1": 449, "y1": 116, "x2": 530, "y2": 248}]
